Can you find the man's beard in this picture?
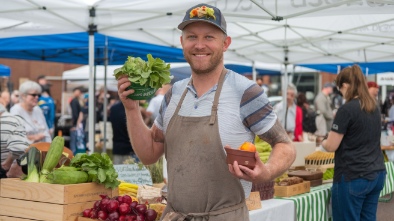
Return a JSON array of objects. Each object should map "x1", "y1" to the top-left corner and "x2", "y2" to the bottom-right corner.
[{"x1": 184, "y1": 51, "x2": 223, "y2": 76}]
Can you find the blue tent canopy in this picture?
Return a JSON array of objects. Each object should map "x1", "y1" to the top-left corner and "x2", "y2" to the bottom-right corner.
[
  {"x1": 0, "y1": 32, "x2": 186, "y2": 64},
  {"x1": 170, "y1": 64, "x2": 281, "y2": 82},
  {"x1": 0, "y1": 64, "x2": 10, "y2": 77},
  {"x1": 298, "y1": 62, "x2": 394, "y2": 75},
  {"x1": 0, "y1": 32, "x2": 282, "y2": 78},
  {"x1": 224, "y1": 64, "x2": 280, "y2": 76}
]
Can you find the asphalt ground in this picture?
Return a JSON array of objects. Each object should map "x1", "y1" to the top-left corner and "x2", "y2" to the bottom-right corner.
[{"x1": 377, "y1": 194, "x2": 394, "y2": 221}]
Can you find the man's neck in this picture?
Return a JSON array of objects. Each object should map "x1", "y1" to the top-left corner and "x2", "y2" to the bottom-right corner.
[{"x1": 191, "y1": 67, "x2": 225, "y2": 97}]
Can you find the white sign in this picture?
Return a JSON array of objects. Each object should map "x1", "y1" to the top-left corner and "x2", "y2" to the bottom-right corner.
[
  {"x1": 377, "y1": 73, "x2": 394, "y2": 86},
  {"x1": 114, "y1": 164, "x2": 153, "y2": 186}
]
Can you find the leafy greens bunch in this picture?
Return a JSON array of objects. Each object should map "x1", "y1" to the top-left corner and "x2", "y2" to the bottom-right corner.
[
  {"x1": 70, "y1": 153, "x2": 120, "y2": 189},
  {"x1": 113, "y1": 54, "x2": 171, "y2": 89}
]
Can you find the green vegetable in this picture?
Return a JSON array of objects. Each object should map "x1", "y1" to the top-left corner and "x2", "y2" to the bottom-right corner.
[
  {"x1": 70, "y1": 153, "x2": 120, "y2": 189},
  {"x1": 113, "y1": 54, "x2": 171, "y2": 89},
  {"x1": 56, "y1": 165, "x2": 80, "y2": 171},
  {"x1": 47, "y1": 170, "x2": 89, "y2": 184},
  {"x1": 24, "y1": 147, "x2": 40, "y2": 183},
  {"x1": 323, "y1": 168, "x2": 334, "y2": 180},
  {"x1": 40, "y1": 136, "x2": 65, "y2": 183},
  {"x1": 144, "y1": 156, "x2": 164, "y2": 184}
]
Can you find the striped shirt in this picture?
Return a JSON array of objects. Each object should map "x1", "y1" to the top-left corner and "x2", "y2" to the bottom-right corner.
[
  {"x1": 0, "y1": 110, "x2": 30, "y2": 162},
  {"x1": 154, "y1": 70, "x2": 277, "y2": 196},
  {"x1": 10, "y1": 104, "x2": 51, "y2": 143}
]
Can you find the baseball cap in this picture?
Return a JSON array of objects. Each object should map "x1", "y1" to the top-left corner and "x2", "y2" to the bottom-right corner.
[
  {"x1": 178, "y1": 4, "x2": 227, "y2": 35},
  {"x1": 367, "y1": 81, "x2": 379, "y2": 88},
  {"x1": 323, "y1": 82, "x2": 335, "y2": 88}
]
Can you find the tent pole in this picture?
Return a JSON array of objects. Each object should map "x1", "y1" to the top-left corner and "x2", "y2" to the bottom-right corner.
[
  {"x1": 252, "y1": 61, "x2": 257, "y2": 82},
  {"x1": 88, "y1": 7, "x2": 97, "y2": 155},
  {"x1": 88, "y1": 34, "x2": 95, "y2": 155},
  {"x1": 282, "y1": 62, "x2": 288, "y2": 120},
  {"x1": 102, "y1": 36, "x2": 108, "y2": 153},
  {"x1": 282, "y1": 23, "x2": 289, "y2": 128}
]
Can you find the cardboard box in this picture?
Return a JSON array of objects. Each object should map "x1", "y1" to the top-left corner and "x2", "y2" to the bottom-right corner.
[
  {"x1": 0, "y1": 178, "x2": 117, "y2": 204},
  {"x1": 274, "y1": 181, "x2": 310, "y2": 197},
  {"x1": 245, "y1": 192, "x2": 262, "y2": 211},
  {"x1": 0, "y1": 179, "x2": 118, "y2": 221}
]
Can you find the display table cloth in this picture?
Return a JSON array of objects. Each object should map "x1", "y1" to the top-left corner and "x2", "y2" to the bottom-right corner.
[
  {"x1": 276, "y1": 183, "x2": 332, "y2": 221},
  {"x1": 380, "y1": 161, "x2": 394, "y2": 197},
  {"x1": 271, "y1": 161, "x2": 394, "y2": 221},
  {"x1": 249, "y1": 199, "x2": 295, "y2": 221}
]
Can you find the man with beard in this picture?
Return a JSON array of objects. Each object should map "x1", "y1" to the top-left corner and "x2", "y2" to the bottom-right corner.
[{"x1": 116, "y1": 3, "x2": 295, "y2": 221}]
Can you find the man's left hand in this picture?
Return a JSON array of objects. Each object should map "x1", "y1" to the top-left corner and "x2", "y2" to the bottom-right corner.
[{"x1": 227, "y1": 147, "x2": 272, "y2": 183}]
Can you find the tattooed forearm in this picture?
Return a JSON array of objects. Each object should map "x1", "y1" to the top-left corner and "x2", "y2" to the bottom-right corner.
[
  {"x1": 152, "y1": 124, "x2": 165, "y2": 143},
  {"x1": 259, "y1": 120, "x2": 291, "y2": 147}
]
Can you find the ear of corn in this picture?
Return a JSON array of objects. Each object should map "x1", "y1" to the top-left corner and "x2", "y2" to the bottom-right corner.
[
  {"x1": 24, "y1": 147, "x2": 40, "y2": 182},
  {"x1": 118, "y1": 181, "x2": 139, "y2": 197}
]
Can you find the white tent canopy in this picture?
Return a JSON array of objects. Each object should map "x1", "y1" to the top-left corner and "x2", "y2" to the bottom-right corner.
[
  {"x1": 62, "y1": 65, "x2": 119, "y2": 92},
  {"x1": 1, "y1": 0, "x2": 393, "y2": 64},
  {"x1": 1, "y1": 0, "x2": 394, "y2": 148}
]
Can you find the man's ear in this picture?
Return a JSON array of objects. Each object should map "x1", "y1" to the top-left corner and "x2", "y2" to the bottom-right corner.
[{"x1": 223, "y1": 36, "x2": 232, "y2": 52}]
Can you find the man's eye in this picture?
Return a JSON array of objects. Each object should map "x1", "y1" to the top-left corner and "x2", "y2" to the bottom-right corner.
[
  {"x1": 206, "y1": 36, "x2": 214, "y2": 39},
  {"x1": 188, "y1": 35, "x2": 197, "y2": 39}
]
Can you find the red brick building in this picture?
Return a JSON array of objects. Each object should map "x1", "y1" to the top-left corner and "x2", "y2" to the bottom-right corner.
[{"x1": 0, "y1": 58, "x2": 81, "y2": 113}]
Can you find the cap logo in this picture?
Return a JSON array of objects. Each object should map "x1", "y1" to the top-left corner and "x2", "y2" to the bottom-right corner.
[{"x1": 189, "y1": 5, "x2": 216, "y2": 20}]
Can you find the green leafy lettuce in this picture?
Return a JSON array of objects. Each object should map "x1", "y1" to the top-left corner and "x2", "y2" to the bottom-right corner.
[
  {"x1": 70, "y1": 153, "x2": 120, "y2": 189},
  {"x1": 113, "y1": 54, "x2": 171, "y2": 89}
]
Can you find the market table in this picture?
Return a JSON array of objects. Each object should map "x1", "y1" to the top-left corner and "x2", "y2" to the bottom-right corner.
[
  {"x1": 272, "y1": 161, "x2": 394, "y2": 221},
  {"x1": 276, "y1": 183, "x2": 332, "y2": 221},
  {"x1": 380, "y1": 161, "x2": 394, "y2": 198},
  {"x1": 249, "y1": 198, "x2": 295, "y2": 221}
]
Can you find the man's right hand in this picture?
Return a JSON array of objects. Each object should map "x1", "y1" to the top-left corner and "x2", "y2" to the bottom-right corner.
[{"x1": 117, "y1": 75, "x2": 140, "y2": 110}]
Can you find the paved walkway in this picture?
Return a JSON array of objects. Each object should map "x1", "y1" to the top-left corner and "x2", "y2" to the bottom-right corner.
[{"x1": 377, "y1": 194, "x2": 394, "y2": 221}]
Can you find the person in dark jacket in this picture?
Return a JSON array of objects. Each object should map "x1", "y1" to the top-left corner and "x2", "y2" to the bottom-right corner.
[
  {"x1": 109, "y1": 100, "x2": 138, "y2": 164},
  {"x1": 69, "y1": 86, "x2": 85, "y2": 154},
  {"x1": 296, "y1": 92, "x2": 317, "y2": 134}
]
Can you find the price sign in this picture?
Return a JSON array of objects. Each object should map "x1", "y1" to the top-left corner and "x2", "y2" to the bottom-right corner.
[{"x1": 114, "y1": 164, "x2": 153, "y2": 186}]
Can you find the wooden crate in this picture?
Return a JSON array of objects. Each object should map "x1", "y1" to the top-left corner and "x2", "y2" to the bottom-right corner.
[
  {"x1": 0, "y1": 179, "x2": 117, "y2": 204},
  {"x1": 0, "y1": 198, "x2": 92, "y2": 221},
  {"x1": 0, "y1": 179, "x2": 118, "y2": 221},
  {"x1": 274, "y1": 181, "x2": 310, "y2": 197},
  {"x1": 0, "y1": 216, "x2": 35, "y2": 221},
  {"x1": 78, "y1": 217, "x2": 97, "y2": 221}
]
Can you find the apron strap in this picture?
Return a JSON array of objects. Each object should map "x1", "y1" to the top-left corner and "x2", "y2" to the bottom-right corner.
[
  {"x1": 173, "y1": 83, "x2": 190, "y2": 116},
  {"x1": 163, "y1": 200, "x2": 245, "y2": 221},
  {"x1": 209, "y1": 68, "x2": 227, "y2": 125},
  {"x1": 173, "y1": 68, "x2": 228, "y2": 124}
]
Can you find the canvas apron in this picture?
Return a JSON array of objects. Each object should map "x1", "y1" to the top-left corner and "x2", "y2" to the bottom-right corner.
[{"x1": 161, "y1": 69, "x2": 249, "y2": 221}]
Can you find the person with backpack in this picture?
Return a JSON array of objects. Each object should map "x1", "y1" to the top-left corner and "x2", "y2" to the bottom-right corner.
[{"x1": 297, "y1": 92, "x2": 317, "y2": 134}]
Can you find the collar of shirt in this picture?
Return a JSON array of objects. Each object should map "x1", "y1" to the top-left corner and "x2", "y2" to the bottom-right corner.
[{"x1": 187, "y1": 82, "x2": 218, "y2": 99}]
